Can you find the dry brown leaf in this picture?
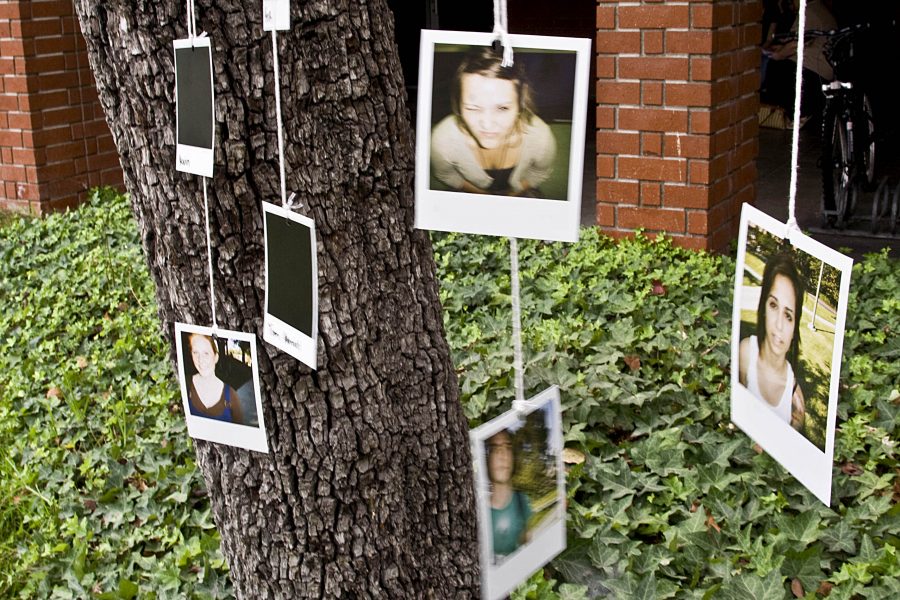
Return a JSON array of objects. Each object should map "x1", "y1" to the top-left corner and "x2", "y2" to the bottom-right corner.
[
  {"x1": 46, "y1": 387, "x2": 62, "y2": 399},
  {"x1": 651, "y1": 279, "x2": 667, "y2": 296},
  {"x1": 841, "y1": 462, "x2": 863, "y2": 476},
  {"x1": 705, "y1": 514, "x2": 721, "y2": 533},
  {"x1": 817, "y1": 581, "x2": 833, "y2": 596},
  {"x1": 562, "y1": 447, "x2": 586, "y2": 465},
  {"x1": 791, "y1": 578, "x2": 804, "y2": 598},
  {"x1": 624, "y1": 355, "x2": 641, "y2": 372}
]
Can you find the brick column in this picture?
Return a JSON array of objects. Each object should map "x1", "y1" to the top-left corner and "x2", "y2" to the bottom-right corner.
[
  {"x1": 595, "y1": 0, "x2": 761, "y2": 252},
  {"x1": 0, "y1": 0, "x2": 123, "y2": 215}
]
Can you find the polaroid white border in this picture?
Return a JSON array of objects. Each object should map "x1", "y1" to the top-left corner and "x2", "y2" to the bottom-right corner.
[
  {"x1": 174, "y1": 37, "x2": 215, "y2": 178},
  {"x1": 415, "y1": 30, "x2": 591, "y2": 242},
  {"x1": 262, "y1": 0, "x2": 290, "y2": 31},
  {"x1": 470, "y1": 386, "x2": 566, "y2": 600},
  {"x1": 175, "y1": 322, "x2": 269, "y2": 453},
  {"x1": 262, "y1": 201, "x2": 319, "y2": 369},
  {"x1": 730, "y1": 204, "x2": 852, "y2": 505}
]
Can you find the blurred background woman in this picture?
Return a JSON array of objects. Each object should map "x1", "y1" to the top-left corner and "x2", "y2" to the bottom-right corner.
[
  {"x1": 431, "y1": 46, "x2": 556, "y2": 197},
  {"x1": 486, "y1": 429, "x2": 532, "y2": 559}
]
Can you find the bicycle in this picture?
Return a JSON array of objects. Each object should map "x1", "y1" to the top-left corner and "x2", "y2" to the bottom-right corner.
[{"x1": 816, "y1": 24, "x2": 876, "y2": 228}]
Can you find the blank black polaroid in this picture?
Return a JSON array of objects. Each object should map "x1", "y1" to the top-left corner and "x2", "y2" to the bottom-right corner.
[
  {"x1": 262, "y1": 201, "x2": 318, "y2": 368},
  {"x1": 174, "y1": 322, "x2": 269, "y2": 453},
  {"x1": 470, "y1": 386, "x2": 566, "y2": 600},
  {"x1": 730, "y1": 204, "x2": 852, "y2": 505},
  {"x1": 262, "y1": 0, "x2": 290, "y2": 31},
  {"x1": 174, "y1": 37, "x2": 215, "y2": 177}
]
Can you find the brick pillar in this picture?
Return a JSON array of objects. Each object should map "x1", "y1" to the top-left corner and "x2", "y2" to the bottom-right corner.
[
  {"x1": 0, "y1": 0, "x2": 123, "y2": 215},
  {"x1": 595, "y1": 0, "x2": 761, "y2": 252}
]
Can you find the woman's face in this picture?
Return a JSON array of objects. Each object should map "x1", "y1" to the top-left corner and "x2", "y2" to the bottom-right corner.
[
  {"x1": 486, "y1": 431, "x2": 514, "y2": 484},
  {"x1": 764, "y1": 274, "x2": 797, "y2": 359},
  {"x1": 190, "y1": 335, "x2": 218, "y2": 378},
  {"x1": 459, "y1": 73, "x2": 520, "y2": 149}
]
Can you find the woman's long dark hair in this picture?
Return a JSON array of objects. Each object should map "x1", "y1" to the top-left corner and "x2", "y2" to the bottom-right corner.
[{"x1": 755, "y1": 252, "x2": 804, "y2": 370}]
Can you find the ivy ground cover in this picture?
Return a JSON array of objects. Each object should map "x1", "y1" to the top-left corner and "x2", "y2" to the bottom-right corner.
[{"x1": 1, "y1": 191, "x2": 898, "y2": 598}]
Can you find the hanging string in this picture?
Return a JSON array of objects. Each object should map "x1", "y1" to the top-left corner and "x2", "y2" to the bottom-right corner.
[
  {"x1": 271, "y1": 29, "x2": 288, "y2": 207},
  {"x1": 509, "y1": 237, "x2": 525, "y2": 407},
  {"x1": 786, "y1": 0, "x2": 808, "y2": 234},
  {"x1": 186, "y1": 0, "x2": 196, "y2": 39},
  {"x1": 492, "y1": 0, "x2": 514, "y2": 67},
  {"x1": 202, "y1": 177, "x2": 219, "y2": 331}
]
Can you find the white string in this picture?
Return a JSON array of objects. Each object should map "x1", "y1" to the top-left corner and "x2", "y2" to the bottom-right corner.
[
  {"x1": 187, "y1": 0, "x2": 196, "y2": 39},
  {"x1": 272, "y1": 29, "x2": 288, "y2": 207},
  {"x1": 202, "y1": 177, "x2": 218, "y2": 330},
  {"x1": 786, "y1": 0, "x2": 808, "y2": 234},
  {"x1": 509, "y1": 237, "x2": 524, "y2": 405},
  {"x1": 492, "y1": 0, "x2": 514, "y2": 67}
]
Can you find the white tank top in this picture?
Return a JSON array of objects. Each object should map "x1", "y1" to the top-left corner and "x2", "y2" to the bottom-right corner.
[{"x1": 746, "y1": 335, "x2": 793, "y2": 425}]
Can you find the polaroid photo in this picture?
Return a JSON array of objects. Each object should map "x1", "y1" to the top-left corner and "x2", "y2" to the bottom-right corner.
[
  {"x1": 731, "y1": 204, "x2": 853, "y2": 505},
  {"x1": 262, "y1": 201, "x2": 318, "y2": 369},
  {"x1": 470, "y1": 386, "x2": 566, "y2": 600},
  {"x1": 175, "y1": 322, "x2": 269, "y2": 453},
  {"x1": 415, "y1": 30, "x2": 591, "y2": 242},
  {"x1": 174, "y1": 37, "x2": 215, "y2": 178},
  {"x1": 262, "y1": 0, "x2": 290, "y2": 31}
]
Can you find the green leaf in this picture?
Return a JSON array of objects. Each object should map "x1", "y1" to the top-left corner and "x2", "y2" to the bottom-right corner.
[
  {"x1": 718, "y1": 571, "x2": 785, "y2": 600},
  {"x1": 118, "y1": 578, "x2": 139, "y2": 599},
  {"x1": 820, "y1": 519, "x2": 858, "y2": 554}
]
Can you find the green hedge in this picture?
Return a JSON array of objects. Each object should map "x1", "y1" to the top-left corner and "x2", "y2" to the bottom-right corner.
[
  {"x1": 0, "y1": 190, "x2": 231, "y2": 599},
  {"x1": 1, "y1": 190, "x2": 897, "y2": 598}
]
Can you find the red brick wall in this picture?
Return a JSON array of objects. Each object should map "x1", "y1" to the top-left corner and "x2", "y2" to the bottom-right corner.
[
  {"x1": 0, "y1": 0, "x2": 122, "y2": 215},
  {"x1": 595, "y1": 0, "x2": 761, "y2": 252}
]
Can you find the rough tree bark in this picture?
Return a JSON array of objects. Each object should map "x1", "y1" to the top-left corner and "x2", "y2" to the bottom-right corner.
[{"x1": 73, "y1": 1, "x2": 480, "y2": 597}]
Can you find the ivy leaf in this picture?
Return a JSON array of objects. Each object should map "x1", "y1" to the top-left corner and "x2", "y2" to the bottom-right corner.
[
  {"x1": 773, "y1": 511, "x2": 821, "y2": 546},
  {"x1": 558, "y1": 583, "x2": 590, "y2": 600},
  {"x1": 782, "y1": 546, "x2": 826, "y2": 593},
  {"x1": 820, "y1": 519, "x2": 858, "y2": 554},
  {"x1": 605, "y1": 572, "x2": 677, "y2": 600},
  {"x1": 718, "y1": 571, "x2": 785, "y2": 600}
]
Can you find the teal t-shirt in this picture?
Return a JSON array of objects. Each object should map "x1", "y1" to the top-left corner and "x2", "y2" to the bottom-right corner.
[{"x1": 491, "y1": 491, "x2": 532, "y2": 557}]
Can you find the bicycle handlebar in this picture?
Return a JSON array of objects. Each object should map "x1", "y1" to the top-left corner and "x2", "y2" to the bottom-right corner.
[{"x1": 770, "y1": 19, "x2": 896, "y2": 45}]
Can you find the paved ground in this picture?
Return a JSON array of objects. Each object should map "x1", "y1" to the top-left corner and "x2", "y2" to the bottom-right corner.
[{"x1": 756, "y1": 124, "x2": 900, "y2": 261}]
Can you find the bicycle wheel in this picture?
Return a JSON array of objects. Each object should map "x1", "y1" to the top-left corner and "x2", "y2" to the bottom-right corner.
[
  {"x1": 821, "y1": 107, "x2": 854, "y2": 227},
  {"x1": 861, "y1": 93, "x2": 876, "y2": 187}
]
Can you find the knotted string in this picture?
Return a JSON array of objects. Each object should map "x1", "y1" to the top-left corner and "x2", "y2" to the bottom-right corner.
[
  {"x1": 271, "y1": 29, "x2": 288, "y2": 207},
  {"x1": 786, "y1": 0, "x2": 808, "y2": 236},
  {"x1": 202, "y1": 177, "x2": 219, "y2": 331},
  {"x1": 492, "y1": 0, "x2": 514, "y2": 67}
]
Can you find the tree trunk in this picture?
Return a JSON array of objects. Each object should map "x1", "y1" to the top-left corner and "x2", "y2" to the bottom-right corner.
[{"x1": 73, "y1": 1, "x2": 480, "y2": 597}]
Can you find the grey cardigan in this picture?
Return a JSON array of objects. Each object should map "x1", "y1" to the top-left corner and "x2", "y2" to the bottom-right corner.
[{"x1": 430, "y1": 115, "x2": 556, "y2": 194}]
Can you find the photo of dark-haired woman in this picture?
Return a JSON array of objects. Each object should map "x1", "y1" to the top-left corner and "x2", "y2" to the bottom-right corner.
[
  {"x1": 485, "y1": 429, "x2": 532, "y2": 559},
  {"x1": 738, "y1": 253, "x2": 806, "y2": 431},
  {"x1": 471, "y1": 386, "x2": 566, "y2": 600},
  {"x1": 730, "y1": 204, "x2": 853, "y2": 506}
]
